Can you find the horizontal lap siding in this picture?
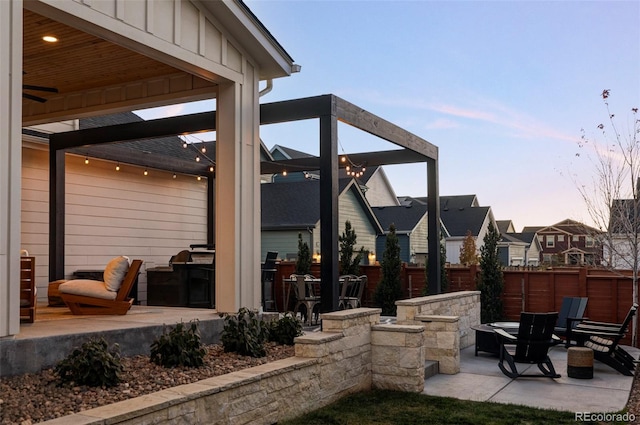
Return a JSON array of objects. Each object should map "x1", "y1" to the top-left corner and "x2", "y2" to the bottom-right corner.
[{"x1": 21, "y1": 148, "x2": 208, "y2": 304}]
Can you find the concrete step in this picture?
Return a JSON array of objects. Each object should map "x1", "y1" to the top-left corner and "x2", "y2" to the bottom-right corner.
[{"x1": 424, "y1": 360, "x2": 439, "y2": 379}]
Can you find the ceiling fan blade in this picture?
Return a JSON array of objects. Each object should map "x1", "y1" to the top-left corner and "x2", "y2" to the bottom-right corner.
[
  {"x1": 22, "y1": 92, "x2": 48, "y2": 103},
  {"x1": 22, "y1": 84, "x2": 58, "y2": 93}
]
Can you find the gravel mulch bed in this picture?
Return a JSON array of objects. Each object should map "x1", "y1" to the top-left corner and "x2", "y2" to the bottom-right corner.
[{"x1": 0, "y1": 342, "x2": 294, "y2": 425}]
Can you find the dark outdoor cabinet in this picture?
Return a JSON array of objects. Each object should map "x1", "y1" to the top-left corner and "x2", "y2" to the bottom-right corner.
[{"x1": 146, "y1": 249, "x2": 215, "y2": 308}]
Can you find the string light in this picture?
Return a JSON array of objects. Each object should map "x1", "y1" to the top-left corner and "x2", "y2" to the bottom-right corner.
[
  {"x1": 84, "y1": 157, "x2": 89, "y2": 165},
  {"x1": 341, "y1": 154, "x2": 366, "y2": 178},
  {"x1": 201, "y1": 147, "x2": 206, "y2": 153},
  {"x1": 115, "y1": 163, "x2": 120, "y2": 171},
  {"x1": 195, "y1": 156, "x2": 201, "y2": 162},
  {"x1": 197, "y1": 176, "x2": 202, "y2": 181},
  {"x1": 209, "y1": 165, "x2": 215, "y2": 172},
  {"x1": 143, "y1": 169, "x2": 148, "y2": 176},
  {"x1": 182, "y1": 142, "x2": 188, "y2": 148},
  {"x1": 173, "y1": 173, "x2": 177, "y2": 179},
  {"x1": 282, "y1": 170, "x2": 288, "y2": 176}
]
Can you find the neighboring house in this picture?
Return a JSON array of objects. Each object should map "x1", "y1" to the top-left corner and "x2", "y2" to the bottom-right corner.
[
  {"x1": 523, "y1": 219, "x2": 603, "y2": 266},
  {"x1": 261, "y1": 178, "x2": 383, "y2": 263},
  {"x1": 372, "y1": 204, "x2": 429, "y2": 265},
  {"x1": 371, "y1": 204, "x2": 450, "y2": 265},
  {"x1": 495, "y1": 220, "x2": 541, "y2": 266},
  {"x1": 400, "y1": 195, "x2": 496, "y2": 264},
  {"x1": 497, "y1": 220, "x2": 516, "y2": 234},
  {"x1": 602, "y1": 198, "x2": 640, "y2": 269},
  {"x1": 269, "y1": 144, "x2": 399, "y2": 206}
]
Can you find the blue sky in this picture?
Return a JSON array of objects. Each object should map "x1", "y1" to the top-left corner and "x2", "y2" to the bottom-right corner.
[{"x1": 139, "y1": 1, "x2": 640, "y2": 232}]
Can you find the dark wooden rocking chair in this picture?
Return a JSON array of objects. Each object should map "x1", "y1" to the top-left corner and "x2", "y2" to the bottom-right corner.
[
  {"x1": 496, "y1": 312, "x2": 561, "y2": 379},
  {"x1": 566, "y1": 303, "x2": 638, "y2": 376},
  {"x1": 60, "y1": 259, "x2": 143, "y2": 315}
]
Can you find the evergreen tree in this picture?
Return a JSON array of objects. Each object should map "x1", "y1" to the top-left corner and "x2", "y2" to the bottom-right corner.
[
  {"x1": 339, "y1": 220, "x2": 364, "y2": 275},
  {"x1": 374, "y1": 224, "x2": 403, "y2": 315},
  {"x1": 477, "y1": 222, "x2": 504, "y2": 323},
  {"x1": 295, "y1": 233, "x2": 311, "y2": 275},
  {"x1": 459, "y1": 230, "x2": 478, "y2": 265}
]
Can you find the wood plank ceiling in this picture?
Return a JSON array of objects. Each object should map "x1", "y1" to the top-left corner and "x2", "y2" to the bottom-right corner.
[{"x1": 22, "y1": 10, "x2": 189, "y2": 108}]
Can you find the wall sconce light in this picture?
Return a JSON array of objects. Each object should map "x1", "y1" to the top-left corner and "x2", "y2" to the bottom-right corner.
[{"x1": 313, "y1": 252, "x2": 321, "y2": 263}]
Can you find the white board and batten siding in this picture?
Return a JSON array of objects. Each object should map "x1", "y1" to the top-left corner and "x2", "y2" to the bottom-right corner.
[
  {"x1": 21, "y1": 147, "x2": 208, "y2": 304},
  {"x1": 339, "y1": 188, "x2": 378, "y2": 255},
  {"x1": 409, "y1": 214, "x2": 429, "y2": 258}
]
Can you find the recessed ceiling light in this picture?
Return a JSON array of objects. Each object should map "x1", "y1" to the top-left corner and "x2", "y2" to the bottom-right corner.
[{"x1": 42, "y1": 35, "x2": 58, "y2": 43}]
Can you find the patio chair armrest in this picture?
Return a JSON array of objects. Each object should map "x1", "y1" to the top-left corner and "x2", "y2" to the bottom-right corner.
[
  {"x1": 571, "y1": 328, "x2": 622, "y2": 339},
  {"x1": 494, "y1": 328, "x2": 516, "y2": 341},
  {"x1": 579, "y1": 320, "x2": 621, "y2": 328}
]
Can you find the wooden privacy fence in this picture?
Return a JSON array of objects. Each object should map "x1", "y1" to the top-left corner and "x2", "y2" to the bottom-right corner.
[{"x1": 272, "y1": 262, "x2": 636, "y2": 346}]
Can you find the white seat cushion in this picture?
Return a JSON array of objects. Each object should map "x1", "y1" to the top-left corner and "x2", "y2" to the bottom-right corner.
[
  {"x1": 103, "y1": 256, "x2": 130, "y2": 292},
  {"x1": 59, "y1": 279, "x2": 117, "y2": 300}
]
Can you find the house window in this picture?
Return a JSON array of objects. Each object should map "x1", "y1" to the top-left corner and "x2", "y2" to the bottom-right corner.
[
  {"x1": 573, "y1": 235, "x2": 580, "y2": 242},
  {"x1": 586, "y1": 236, "x2": 594, "y2": 247},
  {"x1": 557, "y1": 235, "x2": 564, "y2": 242},
  {"x1": 546, "y1": 236, "x2": 555, "y2": 248}
]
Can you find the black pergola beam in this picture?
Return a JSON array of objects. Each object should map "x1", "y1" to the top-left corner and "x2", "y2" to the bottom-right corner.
[
  {"x1": 260, "y1": 149, "x2": 427, "y2": 175},
  {"x1": 47, "y1": 93, "x2": 441, "y2": 299},
  {"x1": 49, "y1": 111, "x2": 217, "y2": 150}
]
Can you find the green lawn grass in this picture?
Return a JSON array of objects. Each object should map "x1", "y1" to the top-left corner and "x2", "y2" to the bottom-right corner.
[{"x1": 278, "y1": 390, "x2": 626, "y2": 425}]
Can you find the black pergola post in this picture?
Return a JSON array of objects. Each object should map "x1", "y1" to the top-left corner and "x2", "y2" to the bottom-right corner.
[
  {"x1": 427, "y1": 157, "x2": 441, "y2": 294},
  {"x1": 319, "y1": 111, "x2": 339, "y2": 312},
  {"x1": 48, "y1": 148, "x2": 66, "y2": 282}
]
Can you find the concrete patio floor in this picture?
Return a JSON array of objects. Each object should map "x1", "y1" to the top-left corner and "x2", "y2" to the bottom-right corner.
[{"x1": 424, "y1": 344, "x2": 638, "y2": 413}]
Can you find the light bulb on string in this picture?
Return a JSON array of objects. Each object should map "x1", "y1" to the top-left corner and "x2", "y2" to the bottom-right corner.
[
  {"x1": 195, "y1": 156, "x2": 201, "y2": 162},
  {"x1": 84, "y1": 157, "x2": 89, "y2": 165},
  {"x1": 143, "y1": 169, "x2": 148, "y2": 176},
  {"x1": 282, "y1": 170, "x2": 288, "y2": 176}
]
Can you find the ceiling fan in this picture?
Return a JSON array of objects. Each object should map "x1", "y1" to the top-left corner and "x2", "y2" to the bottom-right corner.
[
  {"x1": 23, "y1": 84, "x2": 59, "y2": 103},
  {"x1": 22, "y1": 71, "x2": 58, "y2": 103}
]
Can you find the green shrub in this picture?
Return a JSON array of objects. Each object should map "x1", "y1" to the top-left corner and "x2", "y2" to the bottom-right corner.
[
  {"x1": 221, "y1": 308, "x2": 269, "y2": 357},
  {"x1": 150, "y1": 320, "x2": 206, "y2": 368},
  {"x1": 269, "y1": 312, "x2": 303, "y2": 345},
  {"x1": 54, "y1": 337, "x2": 123, "y2": 387}
]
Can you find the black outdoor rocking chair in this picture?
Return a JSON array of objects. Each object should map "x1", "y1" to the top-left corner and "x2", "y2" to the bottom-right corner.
[
  {"x1": 495, "y1": 312, "x2": 561, "y2": 379},
  {"x1": 566, "y1": 303, "x2": 638, "y2": 376}
]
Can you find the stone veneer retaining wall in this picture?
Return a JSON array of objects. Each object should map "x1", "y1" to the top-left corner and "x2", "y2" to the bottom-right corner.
[
  {"x1": 395, "y1": 291, "x2": 480, "y2": 374},
  {"x1": 41, "y1": 308, "x2": 425, "y2": 425}
]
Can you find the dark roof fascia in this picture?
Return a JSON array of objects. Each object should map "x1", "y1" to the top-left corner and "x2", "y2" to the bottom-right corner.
[{"x1": 22, "y1": 128, "x2": 50, "y2": 140}]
